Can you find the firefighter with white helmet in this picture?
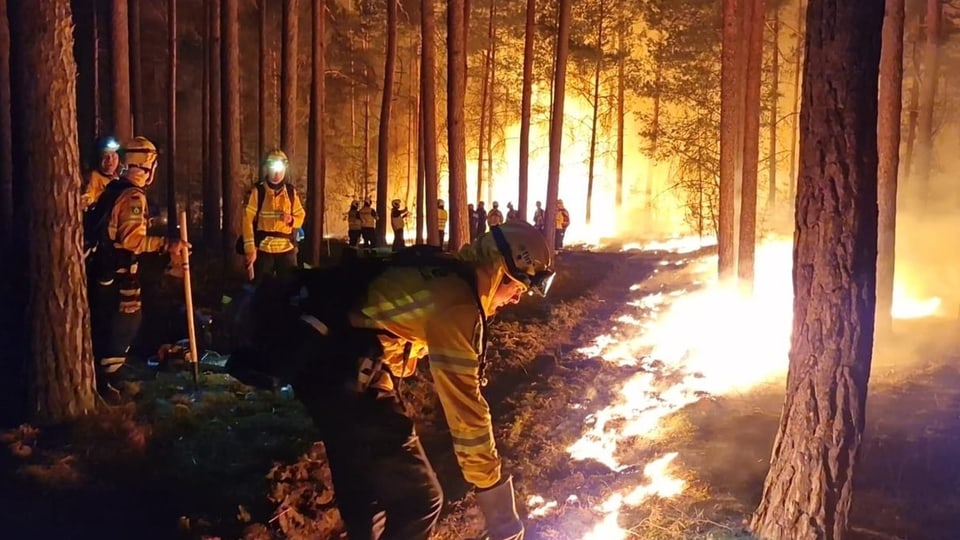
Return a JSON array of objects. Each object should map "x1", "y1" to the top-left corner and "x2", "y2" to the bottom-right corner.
[
  {"x1": 390, "y1": 199, "x2": 409, "y2": 252},
  {"x1": 88, "y1": 136, "x2": 188, "y2": 399},
  {"x1": 487, "y1": 201, "x2": 504, "y2": 227},
  {"x1": 280, "y1": 221, "x2": 555, "y2": 539},
  {"x1": 347, "y1": 200, "x2": 362, "y2": 246},
  {"x1": 358, "y1": 197, "x2": 378, "y2": 247}
]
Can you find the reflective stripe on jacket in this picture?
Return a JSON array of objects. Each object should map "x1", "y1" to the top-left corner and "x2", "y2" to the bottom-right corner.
[
  {"x1": 242, "y1": 183, "x2": 306, "y2": 254},
  {"x1": 109, "y1": 187, "x2": 166, "y2": 254},
  {"x1": 391, "y1": 208, "x2": 408, "y2": 230},
  {"x1": 359, "y1": 206, "x2": 377, "y2": 228}
]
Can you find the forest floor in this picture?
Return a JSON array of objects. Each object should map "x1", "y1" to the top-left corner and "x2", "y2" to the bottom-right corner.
[{"x1": 2, "y1": 240, "x2": 959, "y2": 540}]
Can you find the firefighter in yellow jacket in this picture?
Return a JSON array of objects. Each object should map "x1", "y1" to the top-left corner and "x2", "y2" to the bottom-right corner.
[
  {"x1": 241, "y1": 149, "x2": 306, "y2": 281},
  {"x1": 288, "y1": 221, "x2": 554, "y2": 539},
  {"x1": 89, "y1": 136, "x2": 187, "y2": 397},
  {"x1": 437, "y1": 198, "x2": 448, "y2": 250},
  {"x1": 81, "y1": 135, "x2": 121, "y2": 209}
]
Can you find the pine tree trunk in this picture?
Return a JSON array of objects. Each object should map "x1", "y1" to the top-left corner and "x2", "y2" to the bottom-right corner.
[
  {"x1": 416, "y1": 95, "x2": 425, "y2": 244},
  {"x1": 586, "y1": 0, "x2": 604, "y2": 226},
  {"x1": 738, "y1": 0, "x2": 764, "y2": 294},
  {"x1": 876, "y1": 0, "x2": 905, "y2": 333},
  {"x1": 767, "y1": 7, "x2": 779, "y2": 210},
  {"x1": 615, "y1": 1, "x2": 624, "y2": 211},
  {"x1": 544, "y1": 0, "x2": 571, "y2": 250},
  {"x1": 447, "y1": 0, "x2": 469, "y2": 249},
  {"x1": 307, "y1": 0, "x2": 325, "y2": 265},
  {"x1": 259, "y1": 0, "x2": 268, "y2": 154},
  {"x1": 788, "y1": 0, "x2": 804, "y2": 205},
  {"x1": 201, "y1": 0, "x2": 209, "y2": 234},
  {"x1": 129, "y1": 0, "x2": 142, "y2": 133},
  {"x1": 719, "y1": 0, "x2": 742, "y2": 281},
  {"x1": 486, "y1": 17, "x2": 496, "y2": 205},
  {"x1": 913, "y1": 0, "x2": 940, "y2": 207},
  {"x1": 750, "y1": 0, "x2": 882, "y2": 537},
  {"x1": 0, "y1": 0, "x2": 12, "y2": 253},
  {"x1": 517, "y1": 0, "x2": 535, "y2": 221},
  {"x1": 406, "y1": 44, "x2": 417, "y2": 208},
  {"x1": 93, "y1": 2, "x2": 102, "y2": 137},
  {"x1": 476, "y1": 1, "x2": 493, "y2": 205},
  {"x1": 205, "y1": 0, "x2": 222, "y2": 250},
  {"x1": 281, "y1": 0, "x2": 299, "y2": 158},
  {"x1": 111, "y1": 0, "x2": 132, "y2": 141},
  {"x1": 166, "y1": 0, "x2": 177, "y2": 233},
  {"x1": 14, "y1": 0, "x2": 98, "y2": 423},
  {"x1": 221, "y1": 0, "x2": 241, "y2": 260},
  {"x1": 901, "y1": 39, "x2": 919, "y2": 184},
  {"x1": 646, "y1": 70, "x2": 660, "y2": 208},
  {"x1": 421, "y1": 0, "x2": 439, "y2": 246},
  {"x1": 376, "y1": 0, "x2": 397, "y2": 246}
]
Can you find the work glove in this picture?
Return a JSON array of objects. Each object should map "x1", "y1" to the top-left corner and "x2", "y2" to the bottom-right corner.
[{"x1": 476, "y1": 475, "x2": 524, "y2": 540}]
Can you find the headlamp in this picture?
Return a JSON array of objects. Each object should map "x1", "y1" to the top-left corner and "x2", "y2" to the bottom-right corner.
[
  {"x1": 101, "y1": 137, "x2": 120, "y2": 152},
  {"x1": 268, "y1": 159, "x2": 287, "y2": 173},
  {"x1": 491, "y1": 225, "x2": 556, "y2": 298}
]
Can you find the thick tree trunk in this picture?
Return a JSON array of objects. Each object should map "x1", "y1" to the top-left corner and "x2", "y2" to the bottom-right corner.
[
  {"x1": 788, "y1": 0, "x2": 805, "y2": 207},
  {"x1": 421, "y1": 0, "x2": 439, "y2": 245},
  {"x1": 201, "y1": 0, "x2": 209, "y2": 236},
  {"x1": 281, "y1": 0, "x2": 299, "y2": 157},
  {"x1": 447, "y1": 0, "x2": 469, "y2": 249},
  {"x1": 719, "y1": 0, "x2": 741, "y2": 281},
  {"x1": 129, "y1": 0, "x2": 142, "y2": 133},
  {"x1": 615, "y1": 2, "x2": 624, "y2": 211},
  {"x1": 476, "y1": 41, "x2": 489, "y2": 204},
  {"x1": 93, "y1": 2, "x2": 102, "y2": 137},
  {"x1": 406, "y1": 45, "x2": 417, "y2": 208},
  {"x1": 585, "y1": 0, "x2": 604, "y2": 226},
  {"x1": 259, "y1": 0, "x2": 268, "y2": 154},
  {"x1": 111, "y1": 0, "x2": 132, "y2": 141},
  {"x1": 913, "y1": 0, "x2": 940, "y2": 206},
  {"x1": 205, "y1": 0, "x2": 222, "y2": 250},
  {"x1": 517, "y1": 0, "x2": 535, "y2": 221},
  {"x1": 738, "y1": 0, "x2": 765, "y2": 294},
  {"x1": 307, "y1": 0, "x2": 325, "y2": 265},
  {"x1": 166, "y1": 0, "x2": 177, "y2": 233},
  {"x1": 376, "y1": 0, "x2": 397, "y2": 246},
  {"x1": 14, "y1": 0, "x2": 98, "y2": 422},
  {"x1": 876, "y1": 0, "x2": 905, "y2": 333},
  {"x1": 901, "y1": 49, "x2": 919, "y2": 184},
  {"x1": 544, "y1": 0, "x2": 571, "y2": 250},
  {"x1": 750, "y1": 0, "x2": 882, "y2": 538},
  {"x1": 0, "y1": 0, "x2": 12, "y2": 253},
  {"x1": 416, "y1": 97, "x2": 425, "y2": 244},
  {"x1": 486, "y1": 19, "x2": 496, "y2": 205},
  {"x1": 221, "y1": 0, "x2": 240, "y2": 260},
  {"x1": 767, "y1": 7, "x2": 779, "y2": 210}
]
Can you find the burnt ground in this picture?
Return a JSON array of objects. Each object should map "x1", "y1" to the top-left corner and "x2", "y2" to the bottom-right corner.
[{"x1": 2, "y1": 246, "x2": 960, "y2": 539}]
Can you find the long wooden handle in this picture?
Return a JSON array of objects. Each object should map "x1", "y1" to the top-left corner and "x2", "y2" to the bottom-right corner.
[{"x1": 178, "y1": 211, "x2": 200, "y2": 386}]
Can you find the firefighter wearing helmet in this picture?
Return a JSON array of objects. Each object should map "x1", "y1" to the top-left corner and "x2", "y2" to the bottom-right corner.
[
  {"x1": 81, "y1": 135, "x2": 122, "y2": 209},
  {"x1": 487, "y1": 201, "x2": 504, "y2": 227},
  {"x1": 286, "y1": 220, "x2": 555, "y2": 540},
  {"x1": 390, "y1": 199, "x2": 409, "y2": 252},
  {"x1": 347, "y1": 200, "x2": 362, "y2": 247},
  {"x1": 437, "y1": 199, "x2": 448, "y2": 250},
  {"x1": 358, "y1": 197, "x2": 378, "y2": 247},
  {"x1": 89, "y1": 136, "x2": 188, "y2": 399},
  {"x1": 240, "y1": 149, "x2": 305, "y2": 281}
]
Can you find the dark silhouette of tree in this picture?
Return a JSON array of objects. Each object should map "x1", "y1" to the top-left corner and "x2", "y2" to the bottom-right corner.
[
  {"x1": 447, "y1": 0, "x2": 469, "y2": 249},
  {"x1": 281, "y1": 0, "x2": 298, "y2": 157},
  {"x1": 517, "y1": 0, "x2": 535, "y2": 221},
  {"x1": 166, "y1": 0, "x2": 177, "y2": 233},
  {"x1": 221, "y1": 0, "x2": 240, "y2": 260},
  {"x1": 912, "y1": 0, "x2": 940, "y2": 206},
  {"x1": 13, "y1": 0, "x2": 98, "y2": 422},
  {"x1": 718, "y1": 0, "x2": 740, "y2": 281},
  {"x1": 111, "y1": 0, "x2": 132, "y2": 141},
  {"x1": 544, "y1": 0, "x2": 571, "y2": 250},
  {"x1": 376, "y1": 0, "x2": 398, "y2": 246},
  {"x1": 750, "y1": 0, "x2": 883, "y2": 537},
  {"x1": 130, "y1": 0, "x2": 142, "y2": 132},
  {"x1": 259, "y1": 0, "x2": 269, "y2": 154},
  {"x1": 422, "y1": 0, "x2": 439, "y2": 246},
  {"x1": 307, "y1": 0, "x2": 326, "y2": 265},
  {"x1": 205, "y1": 0, "x2": 222, "y2": 249},
  {"x1": 0, "y1": 0, "x2": 11, "y2": 253}
]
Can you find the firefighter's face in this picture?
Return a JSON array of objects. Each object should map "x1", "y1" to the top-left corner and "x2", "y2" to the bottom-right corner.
[
  {"x1": 491, "y1": 276, "x2": 526, "y2": 310},
  {"x1": 100, "y1": 151, "x2": 119, "y2": 175}
]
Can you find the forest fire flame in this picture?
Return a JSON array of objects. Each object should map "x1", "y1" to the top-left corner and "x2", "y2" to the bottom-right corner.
[{"x1": 550, "y1": 238, "x2": 944, "y2": 537}]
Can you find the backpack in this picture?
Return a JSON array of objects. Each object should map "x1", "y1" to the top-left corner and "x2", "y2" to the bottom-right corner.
[
  {"x1": 225, "y1": 244, "x2": 485, "y2": 389},
  {"x1": 83, "y1": 179, "x2": 142, "y2": 282},
  {"x1": 234, "y1": 182, "x2": 297, "y2": 255}
]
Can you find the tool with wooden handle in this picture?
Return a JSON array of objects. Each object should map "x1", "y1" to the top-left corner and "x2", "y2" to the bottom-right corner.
[{"x1": 178, "y1": 211, "x2": 200, "y2": 386}]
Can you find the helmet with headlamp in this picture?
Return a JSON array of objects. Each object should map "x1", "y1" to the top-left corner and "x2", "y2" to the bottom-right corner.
[{"x1": 490, "y1": 221, "x2": 556, "y2": 297}]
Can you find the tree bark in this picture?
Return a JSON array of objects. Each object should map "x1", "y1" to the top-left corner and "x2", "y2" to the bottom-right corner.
[
  {"x1": 205, "y1": 0, "x2": 222, "y2": 250},
  {"x1": 259, "y1": 0, "x2": 269, "y2": 154},
  {"x1": 281, "y1": 0, "x2": 299, "y2": 157},
  {"x1": 308, "y1": 0, "x2": 325, "y2": 265},
  {"x1": 585, "y1": 0, "x2": 604, "y2": 226},
  {"x1": 0, "y1": 0, "x2": 12, "y2": 253},
  {"x1": 544, "y1": 0, "x2": 571, "y2": 250},
  {"x1": 447, "y1": 0, "x2": 469, "y2": 249},
  {"x1": 876, "y1": 0, "x2": 905, "y2": 333},
  {"x1": 14, "y1": 0, "x2": 98, "y2": 422},
  {"x1": 767, "y1": 6, "x2": 779, "y2": 210},
  {"x1": 201, "y1": 0, "x2": 209, "y2": 236},
  {"x1": 787, "y1": 0, "x2": 804, "y2": 205},
  {"x1": 901, "y1": 45, "x2": 919, "y2": 185},
  {"x1": 166, "y1": 0, "x2": 177, "y2": 233},
  {"x1": 376, "y1": 0, "x2": 397, "y2": 246},
  {"x1": 93, "y1": 2, "x2": 102, "y2": 137},
  {"x1": 615, "y1": 0, "x2": 624, "y2": 211},
  {"x1": 719, "y1": 0, "x2": 741, "y2": 281},
  {"x1": 129, "y1": 0, "x2": 142, "y2": 133},
  {"x1": 486, "y1": 12, "x2": 496, "y2": 205},
  {"x1": 421, "y1": 0, "x2": 439, "y2": 246},
  {"x1": 416, "y1": 92, "x2": 425, "y2": 244},
  {"x1": 750, "y1": 0, "x2": 882, "y2": 537},
  {"x1": 476, "y1": 0, "x2": 494, "y2": 205},
  {"x1": 221, "y1": 0, "x2": 241, "y2": 260},
  {"x1": 517, "y1": 0, "x2": 535, "y2": 221},
  {"x1": 738, "y1": 0, "x2": 764, "y2": 294},
  {"x1": 111, "y1": 0, "x2": 132, "y2": 141},
  {"x1": 913, "y1": 0, "x2": 940, "y2": 207}
]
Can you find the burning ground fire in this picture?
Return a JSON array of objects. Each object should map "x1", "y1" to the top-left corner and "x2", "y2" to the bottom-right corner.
[{"x1": 527, "y1": 237, "x2": 944, "y2": 538}]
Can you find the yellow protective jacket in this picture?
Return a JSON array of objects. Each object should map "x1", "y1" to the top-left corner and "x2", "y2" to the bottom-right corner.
[
  {"x1": 350, "y1": 257, "x2": 505, "y2": 489},
  {"x1": 359, "y1": 206, "x2": 377, "y2": 228},
  {"x1": 348, "y1": 209, "x2": 362, "y2": 231},
  {"x1": 242, "y1": 182, "x2": 306, "y2": 255},
  {"x1": 556, "y1": 208, "x2": 570, "y2": 229},
  {"x1": 390, "y1": 208, "x2": 408, "y2": 230},
  {"x1": 108, "y1": 178, "x2": 166, "y2": 255},
  {"x1": 437, "y1": 208, "x2": 448, "y2": 230},
  {"x1": 82, "y1": 169, "x2": 114, "y2": 210}
]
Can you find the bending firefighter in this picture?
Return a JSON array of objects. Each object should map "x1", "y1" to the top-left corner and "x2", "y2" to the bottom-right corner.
[
  {"x1": 240, "y1": 149, "x2": 305, "y2": 281},
  {"x1": 87, "y1": 137, "x2": 187, "y2": 397},
  {"x1": 233, "y1": 221, "x2": 555, "y2": 539}
]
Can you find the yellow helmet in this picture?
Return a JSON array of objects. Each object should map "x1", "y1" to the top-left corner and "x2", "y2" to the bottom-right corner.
[
  {"x1": 490, "y1": 221, "x2": 555, "y2": 297},
  {"x1": 263, "y1": 149, "x2": 289, "y2": 175},
  {"x1": 123, "y1": 136, "x2": 158, "y2": 169}
]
